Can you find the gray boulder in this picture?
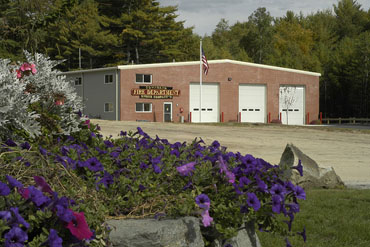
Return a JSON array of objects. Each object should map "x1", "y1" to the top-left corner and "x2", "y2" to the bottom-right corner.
[
  {"x1": 106, "y1": 217, "x2": 204, "y2": 247},
  {"x1": 279, "y1": 143, "x2": 345, "y2": 189},
  {"x1": 215, "y1": 222, "x2": 261, "y2": 247}
]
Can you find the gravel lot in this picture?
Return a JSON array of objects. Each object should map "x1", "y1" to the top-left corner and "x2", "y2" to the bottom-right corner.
[{"x1": 92, "y1": 119, "x2": 370, "y2": 187}]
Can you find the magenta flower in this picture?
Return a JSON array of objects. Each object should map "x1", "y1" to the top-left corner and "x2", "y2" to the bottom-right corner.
[
  {"x1": 201, "y1": 210, "x2": 213, "y2": 227},
  {"x1": 34, "y1": 176, "x2": 53, "y2": 195},
  {"x1": 176, "y1": 162, "x2": 196, "y2": 176},
  {"x1": 66, "y1": 211, "x2": 93, "y2": 240}
]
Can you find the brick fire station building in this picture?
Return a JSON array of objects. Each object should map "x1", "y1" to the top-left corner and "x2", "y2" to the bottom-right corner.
[{"x1": 63, "y1": 59, "x2": 320, "y2": 125}]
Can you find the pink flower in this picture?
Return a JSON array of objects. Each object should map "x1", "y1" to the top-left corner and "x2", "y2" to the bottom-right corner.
[
  {"x1": 176, "y1": 162, "x2": 196, "y2": 176},
  {"x1": 84, "y1": 119, "x2": 90, "y2": 129},
  {"x1": 20, "y1": 63, "x2": 37, "y2": 75},
  {"x1": 66, "y1": 211, "x2": 93, "y2": 240},
  {"x1": 16, "y1": 69, "x2": 22, "y2": 79},
  {"x1": 55, "y1": 100, "x2": 64, "y2": 106},
  {"x1": 30, "y1": 63, "x2": 37, "y2": 74},
  {"x1": 201, "y1": 210, "x2": 213, "y2": 227}
]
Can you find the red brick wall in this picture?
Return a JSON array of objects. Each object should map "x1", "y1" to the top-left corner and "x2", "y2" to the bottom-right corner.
[{"x1": 120, "y1": 62, "x2": 319, "y2": 123}]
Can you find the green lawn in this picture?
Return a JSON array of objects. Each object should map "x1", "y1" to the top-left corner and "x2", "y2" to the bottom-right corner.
[{"x1": 257, "y1": 189, "x2": 370, "y2": 247}]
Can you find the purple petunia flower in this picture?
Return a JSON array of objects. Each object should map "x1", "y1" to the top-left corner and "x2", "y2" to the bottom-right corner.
[
  {"x1": 0, "y1": 182, "x2": 11, "y2": 196},
  {"x1": 246, "y1": 193, "x2": 261, "y2": 211},
  {"x1": 294, "y1": 185, "x2": 306, "y2": 200},
  {"x1": 6, "y1": 175, "x2": 23, "y2": 188},
  {"x1": 56, "y1": 205, "x2": 74, "y2": 222},
  {"x1": 211, "y1": 140, "x2": 220, "y2": 149},
  {"x1": 292, "y1": 160, "x2": 304, "y2": 176},
  {"x1": 4, "y1": 227, "x2": 28, "y2": 247},
  {"x1": 297, "y1": 227, "x2": 307, "y2": 242},
  {"x1": 85, "y1": 157, "x2": 104, "y2": 172},
  {"x1": 182, "y1": 181, "x2": 193, "y2": 191},
  {"x1": 170, "y1": 149, "x2": 180, "y2": 157},
  {"x1": 152, "y1": 164, "x2": 162, "y2": 174},
  {"x1": 270, "y1": 184, "x2": 286, "y2": 199},
  {"x1": 5, "y1": 139, "x2": 17, "y2": 147},
  {"x1": 95, "y1": 147, "x2": 108, "y2": 155},
  {"x1": 0, "y1": 211, "x2": 12, "y2": 222},
  {"x1": 28, "y1": 186, "x2": 50, "y2": 207},
  {"x1": 104, "y1": 140, "x2": 114, "y2": 148},
  {"x1": 256, "y1": 178, "x2": 268, "y2": 192},
  {"x1": 201, "y1": 210, "x2": 213, "y2": 227},
  {"x1": 271, "y1": 195, "x2": 282, "y2": 213},
  {"x1": 176, "y1": 162, "x2": 196, "y2": 176},
  {"x1": 239, "y1": 177, "x2": 251, "y2": 187},
  {"x1": 195, "y1": 194, "x2": 211, "y2": 210},
  {"x1": 139, "y1": 162, "x2": 148, "y2": 169},
  {"x1": 285, "y1": 238, "x2": 292, "y2": 247},
  {"x1": 97, "y1": 171, "x2": 114, "y2": 189},
  {"x1": 9, "y1": 207, "x2": 30, "y2": 229},
  {"x1": 47, "y1": 229, "x2": 63, "y2": 247},
  {"x1": 39, "y1": 146, "x2": 47, "y2": 156},
  {"x1": 20, "y1": 142, "x2": 31, "y2": 150}
]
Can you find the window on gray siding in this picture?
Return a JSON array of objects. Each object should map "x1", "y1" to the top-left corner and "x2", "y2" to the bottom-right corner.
[
  {"x1": 136, "y1": 74, "x2": 152, "y2": 84},
  {"x1": 105, "y1": 74, "x2": 113, "y2": 84},
  {"x1": 135, "y1": 103, "x2": 152, "y2": 112},
  {"x1": 74, "y1": 77, "x2": 82, "y2": 86},
  {"x1": 104, "y1": 103, "x2": 113, "y2": 112}
]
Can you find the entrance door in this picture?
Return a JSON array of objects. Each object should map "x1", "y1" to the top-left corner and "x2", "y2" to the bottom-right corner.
[{"x1": 164, "y1": 102, "x2": 172, "y2": 122}]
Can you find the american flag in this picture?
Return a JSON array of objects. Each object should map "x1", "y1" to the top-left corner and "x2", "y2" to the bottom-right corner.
[{"x1": 202, "y1": 48, "x2": 209, "y2": 75}]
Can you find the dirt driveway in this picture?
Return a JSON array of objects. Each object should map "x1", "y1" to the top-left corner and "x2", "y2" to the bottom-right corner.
[{"x1": 92, "y1": 120, "x2": 370, "y2": 187}]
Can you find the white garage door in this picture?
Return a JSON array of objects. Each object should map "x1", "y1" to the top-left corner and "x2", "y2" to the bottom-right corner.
[
  {"x1": 190, "y1": 83, "x2": 219, "y2": 123},
  {"x1": 239, "y1": 84, "x2": 266, "y2": 123},
  {"x1": 279, "y1": 86, "x2": 305, "y2": 125}
]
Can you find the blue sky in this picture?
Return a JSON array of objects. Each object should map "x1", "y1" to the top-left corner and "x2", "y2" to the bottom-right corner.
[{"x1": 158, "y1": 0, "x2": 370, "y2": 36}]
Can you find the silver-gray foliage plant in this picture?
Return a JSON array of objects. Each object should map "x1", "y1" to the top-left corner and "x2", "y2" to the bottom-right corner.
[{"x1": 0, "y1": 52, "x2": 85, "y2": 141}]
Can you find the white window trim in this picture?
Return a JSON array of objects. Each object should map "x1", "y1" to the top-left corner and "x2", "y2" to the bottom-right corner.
[
  {"x1": 74, "y1": 77, "x2": 82, "y2": 86},
  {"x1": 104, "y1": 74, "x2": 114, "y2": 84},
  {"x1": 135, "y1": 74, "x2": 152, "y2": 84},
  {"x1": 135, "y1": 102, "x2": 152, "y2": 113},
  {"x1": 104, "y1": 102, "x2": 114, "y2": 112}
]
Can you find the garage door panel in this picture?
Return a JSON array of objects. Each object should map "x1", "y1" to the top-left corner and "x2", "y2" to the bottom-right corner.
[
  {"x1": 190, "y1": 83, "x2": 219, "y2": 123},
  {"x1": 279, "y1": 86, "x2": 304, "y2": 125},
  {"x1": 239, "y1": 85, "x2": 266, "y2": 123}
]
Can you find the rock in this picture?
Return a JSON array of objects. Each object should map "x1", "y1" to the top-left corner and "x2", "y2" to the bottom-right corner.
[
  {"x1": 279, "y1": 143, "x2": 345, "y2": 189},
  {"x1": 225, "y1": 222, "x2": 261, "y2": 247},
  {"x1": 106, "y1": 216, "x2": 204, "y2": 247}
]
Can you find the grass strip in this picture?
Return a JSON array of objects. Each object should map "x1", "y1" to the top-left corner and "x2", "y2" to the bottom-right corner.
[{"x1": 257, "y1": 189, "x2": 370, "y2": 247}]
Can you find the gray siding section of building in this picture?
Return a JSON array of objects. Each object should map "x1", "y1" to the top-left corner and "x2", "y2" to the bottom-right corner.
[{"x1": 64, "y1": 70, "x2": 119, "y2": 120}]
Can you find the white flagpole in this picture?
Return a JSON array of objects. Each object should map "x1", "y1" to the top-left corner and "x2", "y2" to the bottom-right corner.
[{"x1": 199, "y1": 39, "x2": 202, "y2": 123}]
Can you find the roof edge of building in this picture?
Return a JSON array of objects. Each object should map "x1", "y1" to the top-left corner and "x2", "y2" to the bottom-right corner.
[{"x1": 60, "y1": 59, "x2": 321, "y2": 77}]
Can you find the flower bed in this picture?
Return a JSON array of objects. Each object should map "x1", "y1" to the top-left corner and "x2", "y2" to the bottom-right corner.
[{"x1": 0, "y1": 53, "x2": 306, "y2": 247}]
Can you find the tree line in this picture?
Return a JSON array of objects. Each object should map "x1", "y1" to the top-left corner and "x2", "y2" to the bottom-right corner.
[{"x1": 1, "y1": 0, "x2": 369, "y2": 118}]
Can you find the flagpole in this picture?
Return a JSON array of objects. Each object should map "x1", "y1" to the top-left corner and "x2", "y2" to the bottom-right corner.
[{"x1": 199, "y1": 39, "x2": 202, "y2": 123}]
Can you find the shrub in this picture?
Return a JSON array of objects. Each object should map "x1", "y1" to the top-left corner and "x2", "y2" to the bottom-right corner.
[{"x1": 0, "y1": 52, "x2": 84, "y2": 142}]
